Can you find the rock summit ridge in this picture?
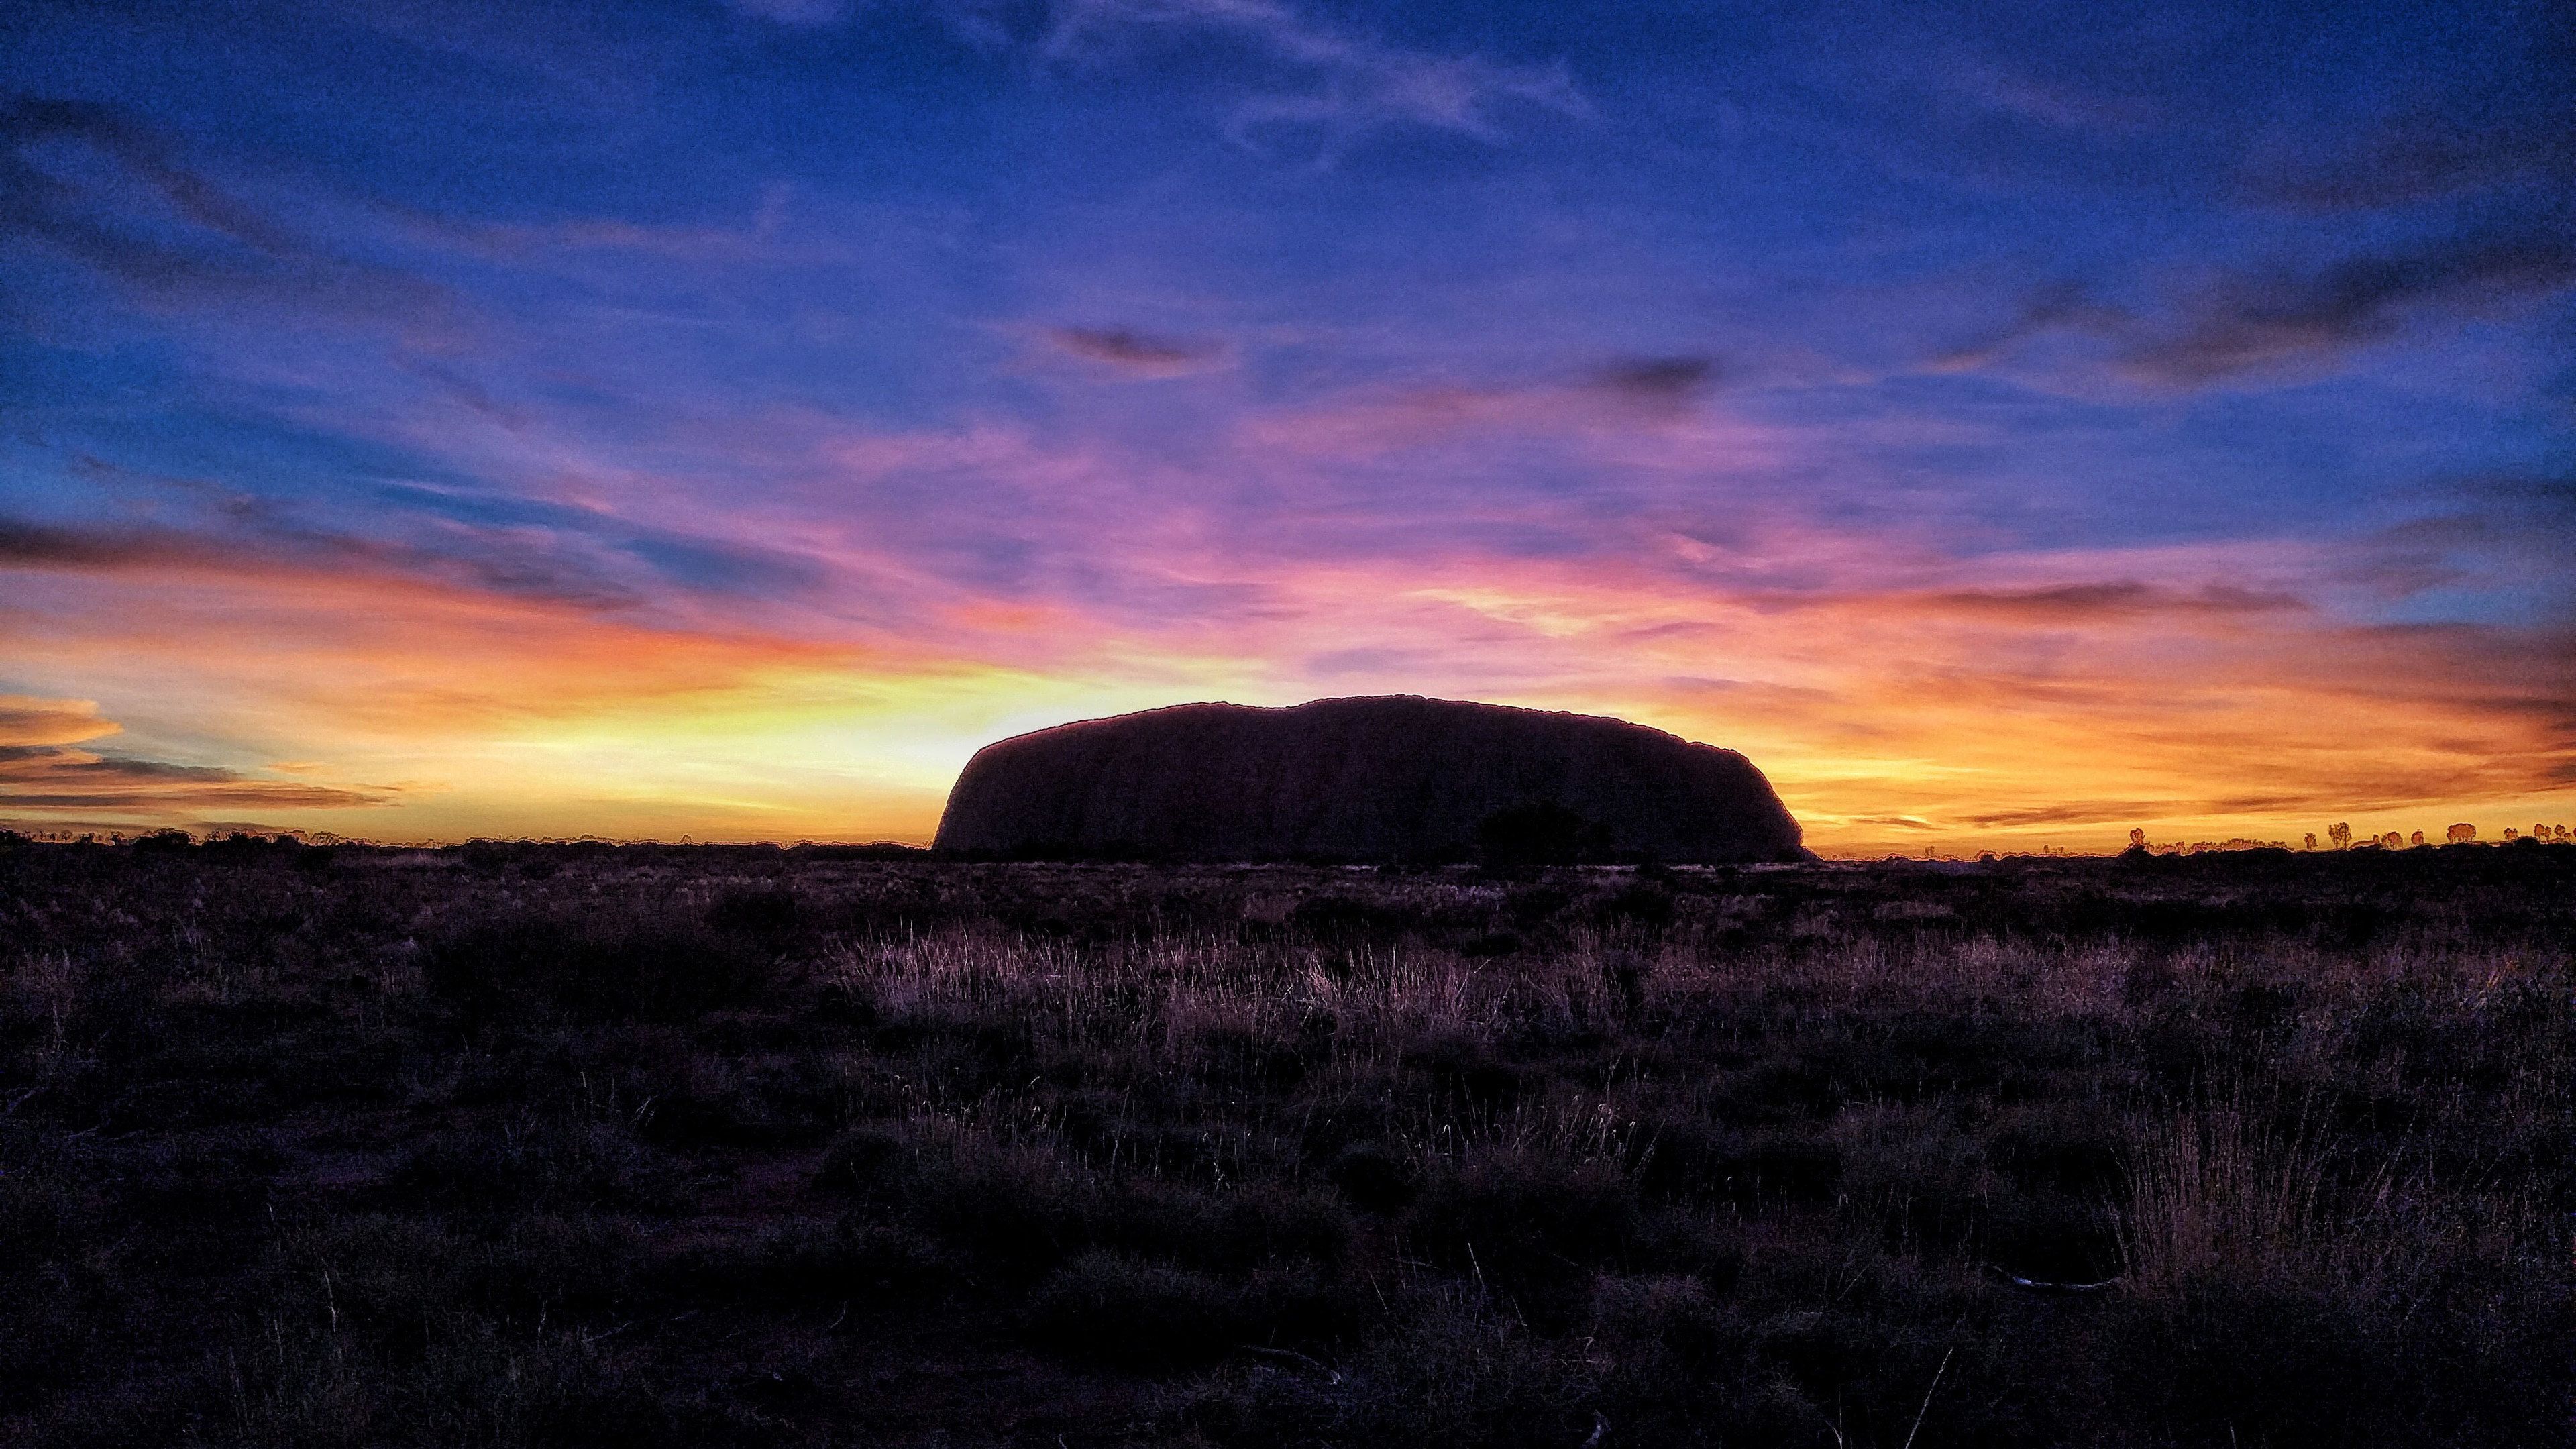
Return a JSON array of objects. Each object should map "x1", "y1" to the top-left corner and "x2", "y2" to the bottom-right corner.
[{"x1": 933, "y1": 695, "x2": 1805, "y2": 863}]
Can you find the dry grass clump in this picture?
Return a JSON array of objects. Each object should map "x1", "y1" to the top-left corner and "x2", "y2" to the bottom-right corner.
[{"x1": 2116, "y1": 1086, "x2": 2334, "y2": 1298}]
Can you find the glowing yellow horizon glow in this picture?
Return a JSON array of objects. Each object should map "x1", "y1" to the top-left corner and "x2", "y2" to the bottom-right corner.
[{"x1": 5, "y1": 541, "x2": 2569, "y2": 855}]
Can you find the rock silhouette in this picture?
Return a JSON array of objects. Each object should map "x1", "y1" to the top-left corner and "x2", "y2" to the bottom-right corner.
[{"x1": 934, "y1": 696, "x2": 1807, "y2": 863}]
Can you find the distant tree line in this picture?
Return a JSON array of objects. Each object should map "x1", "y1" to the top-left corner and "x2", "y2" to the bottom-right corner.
[{"x1": 2125, "y1": 821, "x2": 2573, "y2": 857}]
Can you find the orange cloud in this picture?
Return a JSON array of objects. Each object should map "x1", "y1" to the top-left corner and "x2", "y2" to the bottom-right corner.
[
  {"x1": 0, "y1": 697, "x2": 388, "y2": 823},
  {"x1": 0, "y1": 745, "x2": 388, "y2": 814},
  {"x1": 0, "y1": 695, "x2": 122, "y2": 747}
]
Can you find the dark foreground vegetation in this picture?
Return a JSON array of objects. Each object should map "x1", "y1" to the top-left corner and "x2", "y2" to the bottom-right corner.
[{"x1": 2, "y1": 837, "x2": 2570, "y2": 1447}]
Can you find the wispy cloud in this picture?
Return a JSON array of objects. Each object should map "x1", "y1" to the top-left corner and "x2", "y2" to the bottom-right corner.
[
  {"x1": 1044, "y1": 325, "x2": 1231, "y2": 376},
  {"x1": 1585, "y1": 356, "x2": 1721, "y2": 409},
  {"x1": 2127, "y1": 230, "x2": 2576, "y2": 384},
  {"x1": 5, "y1": 464, "x2": 835, "y2": 616},
  {"x1": 0, "y1": 92, "x2": 451, "y2": 327},
  {"x1": 1934, "y1": 227, "x2": 2576, "y2": 386},
  {"x1": 725, "y1": 0, "x2": 850, "y2": 27},
  {"x1": 1961, "y1": 800, "x2": 2177, "y2": 828},
  {"x1": 1925, "y1": 281, "x2": 2128, "y2": 374},
  {"x1": 1242, "y1": 354, "x2": 1729, "y2": 453},
  {"x1": 1933, "y1": 49, "x2": 2161, "y2": 137},
  {"x1": 1028, "y1": 0, "x2": 1588, "y2": 154},
  {"x1": 2241, "y1": 113, "x2": 2576, "y2": 211},
  {"x1": 1913, "y1": 581, "x2": 2306, "y2": 623}
]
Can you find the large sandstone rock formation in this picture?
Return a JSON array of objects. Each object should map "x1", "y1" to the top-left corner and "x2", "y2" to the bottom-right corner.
[{"x1": 933, "y1": 696, "x2": 1805, "y2": 863}]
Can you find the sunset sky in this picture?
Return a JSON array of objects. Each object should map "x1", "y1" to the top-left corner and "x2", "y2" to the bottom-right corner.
[{"x1": 4, "y1": 0, "x2": 2571, "y2": 854}]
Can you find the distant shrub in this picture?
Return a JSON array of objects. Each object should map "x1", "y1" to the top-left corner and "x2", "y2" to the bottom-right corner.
[{"x1": 787, "y1": 841, "x2": 930, "y2": 861}]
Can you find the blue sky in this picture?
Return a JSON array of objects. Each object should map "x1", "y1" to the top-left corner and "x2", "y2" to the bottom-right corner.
[{"x1": 3, "y1": 0, "x2": 2570, "y2": 849}]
